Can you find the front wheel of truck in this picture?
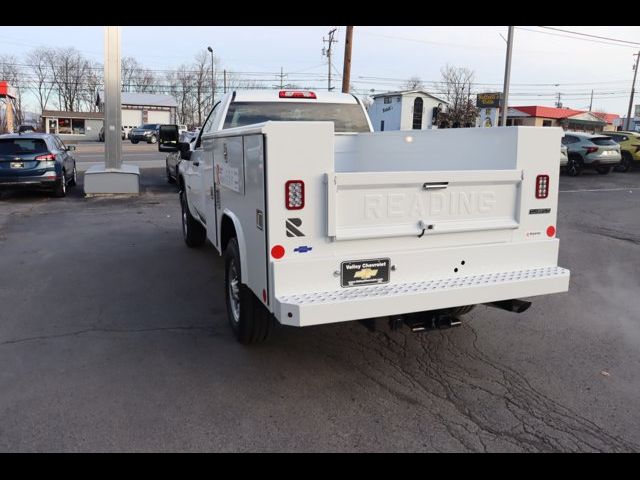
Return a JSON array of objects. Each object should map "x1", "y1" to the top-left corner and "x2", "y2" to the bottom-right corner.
[
  {"x1": 180, "y1": 190, "x2": 206, "y2": 247},
  {"x1": 225, "y1": 237, "x2": 271, "y2": 344}
]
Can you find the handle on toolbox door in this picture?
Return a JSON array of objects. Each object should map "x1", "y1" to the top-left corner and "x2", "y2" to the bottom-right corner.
[{"x1": 423, "y1": 182, "x2": 449, "y2": 190}]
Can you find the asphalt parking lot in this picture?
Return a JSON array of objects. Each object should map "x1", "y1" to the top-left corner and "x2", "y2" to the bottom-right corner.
[{"x1": 0, "y1": 154, "x2": 639, "y2": 452}]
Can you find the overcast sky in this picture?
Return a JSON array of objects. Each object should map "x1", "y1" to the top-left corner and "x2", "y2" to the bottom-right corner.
[{"x1": 1, "y1": 25, "x2": 639, "y2": 115}]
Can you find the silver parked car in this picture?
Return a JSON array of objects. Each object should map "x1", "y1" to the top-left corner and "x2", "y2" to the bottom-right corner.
[{"x1": 561, "y1": 132, "x2": 621, "y2": 176}]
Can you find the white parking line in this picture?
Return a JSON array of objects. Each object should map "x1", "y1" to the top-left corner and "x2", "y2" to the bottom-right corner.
[{"x1": 560, "y1": 187, "x2": 638, "y2": 193}]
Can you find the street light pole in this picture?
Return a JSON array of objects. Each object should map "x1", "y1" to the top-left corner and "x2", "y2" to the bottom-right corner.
[
  {"x1": 501, "y1": 26, "x2": 514, "y2": 127},
  {"x1": 207, "y1": 46, "x2": 215, "y2": 110}
]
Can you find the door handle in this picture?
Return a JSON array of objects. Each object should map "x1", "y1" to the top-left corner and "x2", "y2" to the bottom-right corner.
[
  {"x1": 193, "y1": 161, "x2": 200, "y2": 166},
  {"x1": 423, "y1": 182, "x2": 449, "y2": 190}
]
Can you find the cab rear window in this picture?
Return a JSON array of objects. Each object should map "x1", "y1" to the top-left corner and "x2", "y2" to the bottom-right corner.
[
  {"x1": 223, "y1": 102, "x2": 370, "y2": 133},
  {"x1": 0, "y1": 138, "x2": 49, "y2": 155}
]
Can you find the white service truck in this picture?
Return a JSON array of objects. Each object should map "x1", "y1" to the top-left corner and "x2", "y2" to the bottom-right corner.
[{"x1": 159, "y1": 90, "x2": 570, "y2": 344}]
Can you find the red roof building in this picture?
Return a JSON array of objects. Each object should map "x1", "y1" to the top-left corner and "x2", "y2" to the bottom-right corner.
[{"x1": 505, "y1": 105, "x2": 619, "y2": 133}]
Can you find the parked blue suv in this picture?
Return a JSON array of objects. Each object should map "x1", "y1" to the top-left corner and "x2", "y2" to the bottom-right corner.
[{"x1": 0, "y1": 133, "x2": 77, "y2": 197}]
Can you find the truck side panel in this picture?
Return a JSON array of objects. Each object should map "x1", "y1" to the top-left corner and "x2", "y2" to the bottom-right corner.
[{"x1": 213, "y1": 134, "x2": 269, "y2": 307}]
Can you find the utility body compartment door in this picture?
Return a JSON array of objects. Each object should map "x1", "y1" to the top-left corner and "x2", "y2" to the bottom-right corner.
[
  {"x1": 213, "y1": 134, "x2": 269, "y2": 306},
  {"x1": 327, "y1": 169, "x2": 522, "y2": 242}
]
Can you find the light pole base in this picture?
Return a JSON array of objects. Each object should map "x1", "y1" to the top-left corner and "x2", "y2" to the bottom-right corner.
[{"x1": 83, "y1": 164, "x2": 140, "y2": 195}]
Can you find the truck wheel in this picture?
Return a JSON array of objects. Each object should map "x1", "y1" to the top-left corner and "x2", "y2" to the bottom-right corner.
[
  {"x1": 596, "y1": 166, "x2": 611, "y2": 175},
  {"x1": 225, "y1": 238, "x2": 271, "y2": 344},
  {"x1": 166, "y1": 164, "x2": 175, "y2": 183},
  {"x1": 566, "y1": 155, "x2": 583, "y2": 177},
  {"x1": 449, "y1": 305, "x2": 476, "y2": 316},
  {"x1": 131, "y1": 139, "x2": 139, "y2": 144},
  {"x1": 180, "y1": 190, "x2": 206, "y2": 247},
  {"x1": 149, "y1": 135, "x2": 157, "y2": 144},
  {"x1": 615, "y1": 152, "x2": 632, "y2": 173}
]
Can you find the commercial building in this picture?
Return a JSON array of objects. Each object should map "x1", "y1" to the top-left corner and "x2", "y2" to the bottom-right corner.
[
  {"x1": 41, "y1": 111, "x2": 104, "y2": 141},
  {"x1": 368, "y1": 90, "x2": 449, "y2": 132},
  {"x1": 41, "y1": 92, "x2": 178, "y2": 141},
  {"x1": 505, "y1": 106, "x2": 619, "y2": 133}
]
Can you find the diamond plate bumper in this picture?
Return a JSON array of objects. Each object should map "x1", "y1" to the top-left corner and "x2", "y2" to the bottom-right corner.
[{"x1": 275, "y1": 266, "x2": 570, "y2": 327}]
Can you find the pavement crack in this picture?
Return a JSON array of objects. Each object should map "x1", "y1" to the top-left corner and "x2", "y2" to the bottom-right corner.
[
  {"x1": 575, "y1": 225, "x2": 640, "y2": 246},
  {"x1": 0, "y1": 325, "x2": 214, "y2": 347}
]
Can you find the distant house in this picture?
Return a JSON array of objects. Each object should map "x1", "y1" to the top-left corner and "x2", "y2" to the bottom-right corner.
[
  {"x1": 368, "y1": 90, "x2": 449, "y2": 132},
  {"x1": 41, "y1": 92, "x2": 178, "y2": 141},
  {"x1": 505, "y1": 106, "x2": 619, "y2": 133}
]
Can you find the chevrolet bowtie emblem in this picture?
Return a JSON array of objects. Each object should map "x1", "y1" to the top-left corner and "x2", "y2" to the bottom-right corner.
[{"x1": 354, "y1": 268, "x2": 378, "y2": 280}]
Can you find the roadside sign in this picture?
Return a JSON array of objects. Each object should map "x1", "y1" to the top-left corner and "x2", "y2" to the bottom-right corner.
[{"x1": 477, "y1": 92, "x2": 502, "y2": 109}]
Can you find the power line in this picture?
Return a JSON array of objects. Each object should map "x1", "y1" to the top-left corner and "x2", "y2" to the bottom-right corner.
[
  {"x1": 515, "y1": 27, "x2": 638, "y2": 49},
  {"x1": 537, "y1": 26, "x2": 640, "y2": 47}
]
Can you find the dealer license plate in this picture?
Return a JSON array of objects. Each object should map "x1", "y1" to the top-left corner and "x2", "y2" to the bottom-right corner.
[{"x1": 341, "y1": 258, "x2": 390, "y2": 288}]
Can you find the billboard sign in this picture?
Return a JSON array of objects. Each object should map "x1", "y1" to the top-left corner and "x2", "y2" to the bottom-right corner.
[{"x1": 476, "y1": 92, "x2": 502, "y2": 109}]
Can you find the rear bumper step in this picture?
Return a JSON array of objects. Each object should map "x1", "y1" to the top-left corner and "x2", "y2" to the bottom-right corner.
[{"x1": 275, "y1": 266, "x2": 570, "y2": 327}]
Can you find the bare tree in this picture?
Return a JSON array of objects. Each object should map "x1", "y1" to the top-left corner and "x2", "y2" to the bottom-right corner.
[
  {"x1": 81, "y1": 60, "x2": 102, "y2": 112},
  {"x1": 167, "y1": 64, "x2": 196, "y2": 127},
  {"x1": 436, "y1": 64, "x2": 477, "y2": 128},
  {"x1": 51, "y1": 48, "x2": 90, "y2": 112},
  {"x1": 26, "y1": 48, "x2": 56, "y2": 114},
  {"x1": 121, "y1": 57, "x2": 158, "y2": 93},
  {"x1": 192, "y1": 50, "x2": 213, "y2": 126},
  {"x1": 121, "y1": 57, "x2": 141, "y2": 93},
  {"x1": 136, "y1": 68, "x2": 157, "y2": 93},
  {"x1": 401, "y1": 76, "x2": 425, "y2": 91}
]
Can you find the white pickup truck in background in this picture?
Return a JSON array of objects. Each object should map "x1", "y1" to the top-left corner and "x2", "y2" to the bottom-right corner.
[{"x1": 159, "y1": 90, "x2": 570, "y2": 344}]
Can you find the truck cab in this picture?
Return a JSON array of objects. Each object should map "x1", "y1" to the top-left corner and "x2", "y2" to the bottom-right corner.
[{"x1": 160, "y1": 90, "x2": 569, "y2": 344}]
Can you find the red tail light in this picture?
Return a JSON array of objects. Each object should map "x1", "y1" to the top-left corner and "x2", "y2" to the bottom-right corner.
[
  {"x1": 583, "y1": 146, "x2": 598, "y2": 154},
  {"x1": 285, "y1": 180, "x2": 305, "y2": 210},
  {"x1": 535, "y1": 174, "x2": 549, "y2": 199},
  {"x1": 35, "y1": 153, "x2": 55, "y2": 161},
  {"x1": 279, "y1": 90, "x2": 317, "y2": 99}
]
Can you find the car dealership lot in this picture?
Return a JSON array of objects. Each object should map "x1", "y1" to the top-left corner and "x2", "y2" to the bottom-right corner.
[{"x1": 0, "y1": 161, "x2": 639, "y2": 452}]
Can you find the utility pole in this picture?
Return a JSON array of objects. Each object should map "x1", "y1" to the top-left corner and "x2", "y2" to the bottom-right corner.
[
  {"x1": 223, "y1": 69, "x2": 227, "y2": 94},
  {"x1": 555, "y1": 92, "x2": 562, "y2": 108},
  {"x1": 589, "y1": 89, "x2": 594, "y2": 111},
  {"x1": 501, "y1": 26, "x2": 514, "y2": 126},
  {"x1": 276, "y1": 67, "x2": 287, "y2": 89},
  {"x1": 625, "y1": 51, "x2": 640, "y2": 130},
  {"x1": 341, "y1": 26, "x2": 353, "y2": 93},
  {"x1": 322, "y1": 28, "x2": 337, "y2": 91}
]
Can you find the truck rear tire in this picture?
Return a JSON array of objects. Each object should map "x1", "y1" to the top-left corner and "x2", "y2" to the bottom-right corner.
[
  {"x1": 225, "y1": 237, "x2": 271, "y2": 344},
  {"x1": 180, "y1": 190, "x2": 206, "y2": 247}
]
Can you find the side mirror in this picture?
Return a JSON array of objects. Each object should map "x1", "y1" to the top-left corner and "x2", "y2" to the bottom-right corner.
[
  {"x1": 179, "y1": 142, "x2": 192, "y2": 161},
  {"x1": 66, "y1": 145, "x2": 76, "y2": 151},
  {"x1": 158, "y1": 124, "x2": 180, "y2": 152}
]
